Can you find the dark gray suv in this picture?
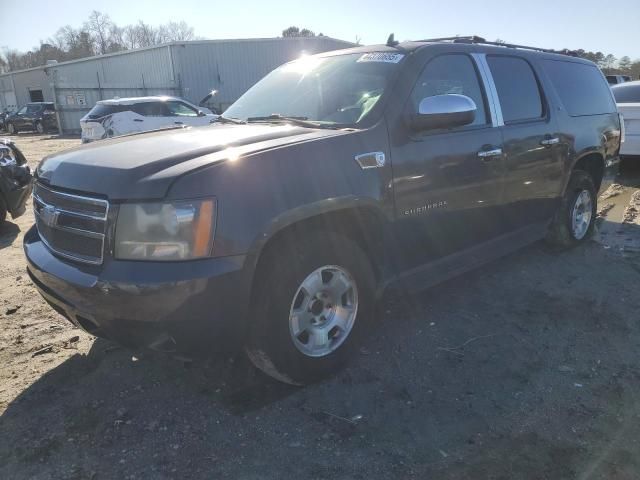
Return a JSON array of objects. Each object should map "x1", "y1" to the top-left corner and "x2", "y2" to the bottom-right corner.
[{"x1": 24, "y1": 37, "x2": 622, "y2": 384}]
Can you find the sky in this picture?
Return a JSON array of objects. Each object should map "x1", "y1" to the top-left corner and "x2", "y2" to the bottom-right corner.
[{"x1": 2, "y1": 0, "x2": 640, "y2": 59}]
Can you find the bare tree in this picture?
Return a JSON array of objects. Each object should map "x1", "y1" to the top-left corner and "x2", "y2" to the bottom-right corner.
[
  {"x1": 84, "y1": 10, "x2": 114, "y2": 55},
  {"x1": 159, "y1": 21, "x2": 195, "y2": 42},
  {"x1": 133, "y1": 21, "x2": 159, "y2": 48}
]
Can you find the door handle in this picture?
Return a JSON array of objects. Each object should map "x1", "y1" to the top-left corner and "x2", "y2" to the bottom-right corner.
[
  {"x1": 540, "y1": 137, "x2": 560, "y2": 146},
  {"x1": 478, "y1": 148, "x2": 503, "y2": 159},
  {"x1": 133, "y1": 119, "x2": 143, "y2": 122},
  {"x1": 174, "y1": 121, "x2": 184, "y2": 125}
]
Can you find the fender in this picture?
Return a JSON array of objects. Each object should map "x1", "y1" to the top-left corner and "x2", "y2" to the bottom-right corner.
[{"x1": 244, "y1": 195, "x2": 388, "y2": 276}]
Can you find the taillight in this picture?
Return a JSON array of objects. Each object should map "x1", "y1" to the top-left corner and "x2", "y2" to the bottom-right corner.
[{"x1": 619, "y1": 113, "x2": 626, "y2": 144}]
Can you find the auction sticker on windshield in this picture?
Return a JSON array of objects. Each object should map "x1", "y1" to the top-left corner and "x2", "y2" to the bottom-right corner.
[{"x1": 357, "y1": 53, "x2": 405, "y2": 63}]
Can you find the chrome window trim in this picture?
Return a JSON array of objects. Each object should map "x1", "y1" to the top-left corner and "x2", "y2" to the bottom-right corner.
[
  {"x1": 32, "y1": 183, "x2": 109, "y2": 265},
  {"x1": 471, "y1": 53, "x2": 504, "y2": 127}
]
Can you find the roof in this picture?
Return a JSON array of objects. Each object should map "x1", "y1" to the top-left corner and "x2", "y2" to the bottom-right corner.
[
  {"x1": 97, "y1": 96, "x2": 184, "y2": 105},
  {"x1": 611, "y1": 80, "x2": 640, "y2": 89},
  {"x1": 316, "y1": 36, "x2": 593, "y2": 64}
]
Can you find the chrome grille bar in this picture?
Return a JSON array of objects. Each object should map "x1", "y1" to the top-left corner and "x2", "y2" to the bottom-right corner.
[{"x1": 33, "y1": 183, "x2": 109, "y2": 265}]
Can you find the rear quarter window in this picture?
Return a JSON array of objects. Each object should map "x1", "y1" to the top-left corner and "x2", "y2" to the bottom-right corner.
[{"x1": 542, "y1": 60, "x2": 615, "y2": 116}]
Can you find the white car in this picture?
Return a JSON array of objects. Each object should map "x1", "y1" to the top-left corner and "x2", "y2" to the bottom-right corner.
[
  {"x1": 80, "y1": 96, "x2": 218, "y2": 143},
  {"x1": 612, "y1": 81, "x2": 640, "y2": 156}
]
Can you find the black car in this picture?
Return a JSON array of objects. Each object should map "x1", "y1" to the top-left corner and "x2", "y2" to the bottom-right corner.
[
  {"x1": 0, "y1": 139, "x2": 32, "y2": 224},
  {"x1": 5, "y1": 102, "x2": 58, "y2": 134},
  {"x1": 24, "y1": 37, "x2": 621, "y2": 384}
]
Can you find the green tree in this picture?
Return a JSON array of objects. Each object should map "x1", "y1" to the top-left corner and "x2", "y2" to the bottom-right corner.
[
  {"x1": 618, "y1": 56, "x2": 632, "y2": 72},
  {"x1": 282, "y1": 26, "x2": 315, "y2": 38}
]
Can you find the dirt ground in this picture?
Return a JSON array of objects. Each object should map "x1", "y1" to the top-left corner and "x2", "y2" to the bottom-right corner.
[{"x1": 2, "y1": 133, "x2": 640, "y2": 479}]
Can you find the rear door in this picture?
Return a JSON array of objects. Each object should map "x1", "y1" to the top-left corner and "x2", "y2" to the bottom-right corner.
[
  {"x1": 486, "y1": 55, "x2": 564, "y2": 230},
  {"x1": 390, "y1": 53, "x2": 506, "y2": 270}
]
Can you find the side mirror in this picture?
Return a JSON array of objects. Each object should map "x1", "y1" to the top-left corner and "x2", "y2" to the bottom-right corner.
[
  {"x1": 410, "y1": 94, "x2": 476, "y2": 131},
  {"x1": 197, "y1": 110, "x2": 206, "y2": 117}
]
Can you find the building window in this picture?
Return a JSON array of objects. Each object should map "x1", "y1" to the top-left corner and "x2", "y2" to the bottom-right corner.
[{"x1": 29, "y1": 89, "x2": 44, "y2": 102}]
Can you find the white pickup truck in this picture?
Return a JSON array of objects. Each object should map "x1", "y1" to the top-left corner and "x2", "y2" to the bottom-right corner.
[{"x1": 612, "y1": 81, "x2": 640, "y2": 156}]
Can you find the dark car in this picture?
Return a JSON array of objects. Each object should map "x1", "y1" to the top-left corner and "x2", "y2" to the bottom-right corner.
[
  {"x1": 0, "y1": 139, "x2": 33, "y2": 223},
  {"x1": 0, "y1": 108, "x2": 15, "y2": 131},
  {"x1": 24, "y1": 37, "x2": 621, "y2": 384},
  {"x1": 5, "y1": 102, "x2": 58, "y2": 134},
  {"x1": 606, "y1": 74, "x2": 633, "y2": 85}
]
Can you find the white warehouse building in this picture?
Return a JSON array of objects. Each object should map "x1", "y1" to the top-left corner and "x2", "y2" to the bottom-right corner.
[{"x1": 0, "y1": 36, "x2": 354, "y2": 134}]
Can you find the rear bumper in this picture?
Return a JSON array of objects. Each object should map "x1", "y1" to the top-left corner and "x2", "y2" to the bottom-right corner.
[{"x1": 24, "y1": 225, "x2": 252, "y2": 354}]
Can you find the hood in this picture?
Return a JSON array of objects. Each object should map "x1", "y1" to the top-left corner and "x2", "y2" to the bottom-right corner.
[{"x1": 37, "y1": 123, "x2": 345, "y2": 200}]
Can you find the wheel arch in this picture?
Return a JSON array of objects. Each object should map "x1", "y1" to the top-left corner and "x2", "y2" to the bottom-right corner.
[
  {"x1": 246, "y1": 198, "x2": 388, "y2": 306},
  {"x1": 568, "y1": 151, "x2": 605, "y2": 192}
]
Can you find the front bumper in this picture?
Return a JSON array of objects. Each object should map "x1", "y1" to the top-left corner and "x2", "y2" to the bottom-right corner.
[{"x1": 24, "y1": 225, "x2": 252, "y2": 354}]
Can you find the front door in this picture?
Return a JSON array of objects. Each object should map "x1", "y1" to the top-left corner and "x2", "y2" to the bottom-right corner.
[
  {"x1": 485, "y1": 55, "x2": 564, "y2": 229},
  {"x1": 390, "y1": 53, "x2": 507, "y2": 271}
]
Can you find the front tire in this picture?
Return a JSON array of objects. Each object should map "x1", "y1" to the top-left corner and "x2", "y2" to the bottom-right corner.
[
  {"x1": 546, "y1": 170, "x2": 597, "y2": 247},
  {"x1": 7, "y1": 123, "x2": 15, "y2": 135},
  {"x1": 35, "y1": 121, "x2": 44, "y2": 134},
  {"x1": 246, "y1": 232, "x2": 376, "y2": 385}
]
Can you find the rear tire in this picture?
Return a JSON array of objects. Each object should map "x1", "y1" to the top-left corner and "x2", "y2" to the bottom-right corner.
[
  {"x1": 246, "y1": 232, "x2": 376, "y2": 385},
  {"x1": 546, "y1": 170, "x2": 597, "y2": 248}
]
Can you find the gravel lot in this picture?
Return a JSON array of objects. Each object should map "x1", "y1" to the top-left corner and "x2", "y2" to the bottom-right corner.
[{"x1": 1, "y1": 133, "x2": 640, "y2": 479}]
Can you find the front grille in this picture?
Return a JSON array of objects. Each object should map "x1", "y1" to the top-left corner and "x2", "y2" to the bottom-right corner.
[{"x1": 33, "y1": 183, "x2": 109, "y2": 265}]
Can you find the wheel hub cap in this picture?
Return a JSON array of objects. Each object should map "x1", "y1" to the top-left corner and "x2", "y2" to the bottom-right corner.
[
  {"x1": 571, "y1": 189, "x2": 593, "y2": 240},
  {"x1": 289, "y1": 265, "x2": 358, "y2": 358}
]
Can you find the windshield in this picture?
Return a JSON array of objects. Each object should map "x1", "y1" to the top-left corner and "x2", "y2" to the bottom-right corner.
[{"x1": 223, "y1": 52, "x2": 403, "y2": 126}]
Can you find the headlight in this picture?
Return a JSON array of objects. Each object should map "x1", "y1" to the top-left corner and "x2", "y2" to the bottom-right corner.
[{"x1": 115, "y1": 199, "x2": 215, "y2": 261}]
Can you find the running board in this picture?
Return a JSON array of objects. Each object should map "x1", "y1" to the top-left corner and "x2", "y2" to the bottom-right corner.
[{"x1": 386, "y1": 222, "x2": 548, "y2": 295}]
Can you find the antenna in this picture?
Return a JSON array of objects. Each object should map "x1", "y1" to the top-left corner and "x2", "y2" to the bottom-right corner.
[{"x1": 386, "y1": 33, "x2": 399, "y2": 47}]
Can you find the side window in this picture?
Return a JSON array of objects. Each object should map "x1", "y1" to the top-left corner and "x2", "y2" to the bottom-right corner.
[
  {"x1": 131, "y1": 102, "x2": 166, "y2": 117},
  {"x1": 44, "y1": 104, "x2": 55, "y2": 112},
  {"x1": 410, "y1": 54, "x2": 488, "y2": 127},
  {"x1": 166, "y1": 101, "x2": 198, "y2": 117},
  {"x1": 487, "y1": 56, "x2": 543, "y2": 123},
  {"x1": 543, "y1": 60, "x2": 616, "y2": 115}
]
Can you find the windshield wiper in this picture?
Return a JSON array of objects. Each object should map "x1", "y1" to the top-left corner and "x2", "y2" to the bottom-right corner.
[
  {"x1": 246, "y1": 114, "x2": 337, "y2": 129},
  {"x1": 214, "y1": 115, "x2": 246, "y2": 124}
]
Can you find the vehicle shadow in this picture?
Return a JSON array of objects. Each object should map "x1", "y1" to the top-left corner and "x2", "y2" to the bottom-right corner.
[
  {"x1": 0, "y1": 220, "x2": 20, "y2": 249},
  {"x1": 2, "y1": 242, "x2": 640, "y2": 478}
]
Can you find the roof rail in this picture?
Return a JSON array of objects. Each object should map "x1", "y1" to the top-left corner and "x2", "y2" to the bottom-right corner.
[{"x1": 416, "y1": 36, "x2": 578, "y2": 56}]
